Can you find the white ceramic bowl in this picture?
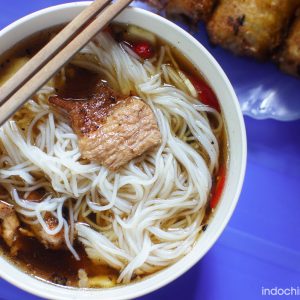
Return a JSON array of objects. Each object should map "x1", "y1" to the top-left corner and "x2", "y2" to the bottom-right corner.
[{"x1": 0, "y1": 2, "x2": 247, "y2": 299}]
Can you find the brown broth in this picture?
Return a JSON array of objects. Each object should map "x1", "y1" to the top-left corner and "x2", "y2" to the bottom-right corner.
[
  {"x1": 0, "y1": 24, "x2": 228, "y2": 288},
  {"x1": 0, "y1": 26, "x2": 62, "y2": 77},
  {"x1": 0, "y1": 235, "x2": 118, "y2": 287}
]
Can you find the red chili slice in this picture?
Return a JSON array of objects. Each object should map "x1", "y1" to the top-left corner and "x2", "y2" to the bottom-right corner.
[
  {"x1": 189, "y1": 75, "x2": 221, "y2": 112},
  {"x1": 210, "y1": 166, "x2": 226, "y2": 209},
  {"x1": 132, "y1": 41, "x2": 154, "y2": 60}
]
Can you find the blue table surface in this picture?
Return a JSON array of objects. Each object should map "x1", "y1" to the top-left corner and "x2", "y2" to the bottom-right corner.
[{"x1": 1, "y1": 1, "x2": 300, "y2": 299}]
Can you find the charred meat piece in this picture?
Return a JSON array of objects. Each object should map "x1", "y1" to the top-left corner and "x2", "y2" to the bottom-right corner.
[
  {"x1": 24, "y1": 191, "x2": 65, "y2": 250},
  {"x1": 29, "y1": 212, "x2": 65, "y2": 250},
  {"x1": 49, "y1": 80, "x2": 161, "y2": 172},
  {"x1": 277, "y1": 13, "x2": 300, "y2": 77},
  {"x1": 143, "y1": 0, "x2": 168, "y2": 10},
  {"x1": 0, "y1": 200, "x2": 14, "y2": 219},
  {"x1": 0, "y1": 200, "x2": 20, "y2": 247},
  {"x1": 207, "y1": 0, "x2": 300, "y2": 59},
  {"x1": 166, "y1": 0, "x2": 216, "y2": 23}
]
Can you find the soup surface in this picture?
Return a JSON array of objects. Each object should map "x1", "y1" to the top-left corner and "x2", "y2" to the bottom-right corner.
[{"x1": 0, "y1": 24, "x2": 227, "y2": 288}]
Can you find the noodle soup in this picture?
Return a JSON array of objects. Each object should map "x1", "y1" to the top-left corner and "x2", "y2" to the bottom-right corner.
[{"x1": 0, "y1": 23, "x2": 227, "y2": 288}]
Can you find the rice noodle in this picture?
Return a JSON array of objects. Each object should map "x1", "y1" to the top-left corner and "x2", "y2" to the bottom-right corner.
[{"x1": 0, "y1": 32, "x2": 222, "y2": 284}]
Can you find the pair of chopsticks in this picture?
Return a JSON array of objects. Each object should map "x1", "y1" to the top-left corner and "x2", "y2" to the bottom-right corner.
[{"x1": 0, "y1": 0, "x2": 133, "y2": 127}]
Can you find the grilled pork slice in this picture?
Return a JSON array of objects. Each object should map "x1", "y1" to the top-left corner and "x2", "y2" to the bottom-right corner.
[
  {"x1": 49, "y1": 81, "x2": 161, "y2": 171},
  {"x1": 23, "y1": 191, "x2": 65, "y2": 250},
  {"x1": 0, "y1": 200, "x2": 14, "y2": 219},
  {"x1": 207, "y1": 0, "x2": 300, "y2": 59},
  {"x1": 29, "y1": 212, "x2": 65, "y2": 250},
  {"x1": 0, "y1": 200, "x2": 20, "y2": 247},
  {"x1": 166, "y1": 0, "x2": 216, "y2": 23},
  {"x1": 143, "y1": 0, "x2": 168, "y2": 10},
  {"x1": 277, "y1": 13, "x2": 300, "y2": 77}
]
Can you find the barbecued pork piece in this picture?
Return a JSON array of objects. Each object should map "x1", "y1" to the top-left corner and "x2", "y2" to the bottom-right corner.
[
  {"x1": 49, "y1": 81, "x2": 161, "y2": 172},
  {"x1": 207, "y1": 0, "x2": 300, "y2": 59},
  {"x1": 0, "y1": 200, "x2": 20, "y2": 247},
  {"x1": 166, "y1": 0, "x2": 216, "y2": 23},
  {"x1": 22, "y1": 191, "x2": 65, "y2": 250},
  {"x1": 29, "y1": 212, "x2": 65, "y2": 250},
  {"x1": 0, "y1": 200, "x2": 14, "y2": 219},
  {"x1": 277, "y1": 13, "x2": 300, "y2": 77},
  {"x1": 143, "y1": 0, "x2": 168, "y2": 10}
]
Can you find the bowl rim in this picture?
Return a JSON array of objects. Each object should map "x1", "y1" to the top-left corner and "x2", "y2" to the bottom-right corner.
[{"x1": 0, "y1": 2, "x2": 247, "y2": 300}]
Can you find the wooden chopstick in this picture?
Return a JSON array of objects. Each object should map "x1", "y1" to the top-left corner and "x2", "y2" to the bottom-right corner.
[
  {"x1": 0, "y1": 0, "x2": 111, "y2": 107},
  {"x1": 0, "y1": 0, "x2": 133, "y2": 126}
]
